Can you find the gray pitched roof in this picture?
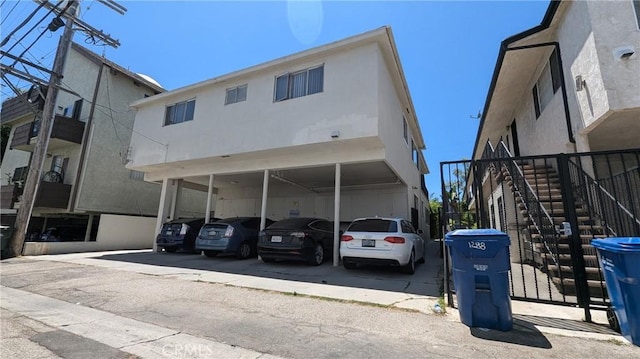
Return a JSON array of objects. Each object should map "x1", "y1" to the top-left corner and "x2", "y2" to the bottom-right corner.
[
  {"x1": 1, "y1": 43, "x2": 165, "y2": 125},
  {"x1": 1, "y1": 92, "x2": 34, "y2": 125},
  {"x1": 70, "y1": 43, "x2": 165, "y2": 94}
]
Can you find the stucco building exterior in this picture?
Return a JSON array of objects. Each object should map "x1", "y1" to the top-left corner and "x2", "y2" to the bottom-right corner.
[
  {"x1": 1, "y1": 43, "x2": 207, "y2": 254},
  {"x1": 127, "y1": 26, "x2": 430, "y2": 254},
  {"x1": 452, "y1": 0, "x2": 640, "y2": 311}
]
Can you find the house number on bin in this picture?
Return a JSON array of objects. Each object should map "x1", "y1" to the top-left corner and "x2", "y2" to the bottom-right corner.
[{"x1": 468, "y1": 241, "x2": 486, "y2": 250}]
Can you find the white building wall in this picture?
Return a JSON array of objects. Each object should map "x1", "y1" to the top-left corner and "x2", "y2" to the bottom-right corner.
[
  {"x1": 215, "y1": 184, "x2": 408, "y2": 221},
  {"x1": 128, "y1": 43, "x2": 380, "y2": 169},
  {"x1": 376, "y1": 47, "x2": 421, "y2": 219},
  {"x1": 587, "y1": 0, "x2": 640, "y2": 112}
]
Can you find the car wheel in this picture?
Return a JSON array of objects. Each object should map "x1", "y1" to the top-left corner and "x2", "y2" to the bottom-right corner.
[
  {"x1": 164, "y1": 247, "x2": 177, "y2": 253},
  {"x1": 607, "y1": 307, "x2": 621, "y2": 333},
  {"x1": 203, "y1": 250, "x2": 219, "y2": 258},
  {"x1": 309, "y1": 243, "x2": 324, "y2": 266},
  {"x1": 343, "y1": 260, "x2": 357, "y2": 270},
  {"x1": 402, "y1": 250, "x2": 415, "y2": 274},
  {"x1": 261, "y1": 256, "x2": 276, "y2": 263},
  {"x1": 236, "y1": 241, "x2": 252, "y2": 259}
]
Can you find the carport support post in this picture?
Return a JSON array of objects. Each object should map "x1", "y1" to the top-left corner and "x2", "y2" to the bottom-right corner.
[
  {"x1": 260, "y1": 169, "x2": 269, "y2": 230},
  {"x1": 333, "y1": 163, "x2": 341, "y2": 267},
  {"x1": 84, "y1": 214, "x2": 94, "y2": 242},
  {"x1": 205, "y1": 174, "x2": 214, "y2": 223},
  {"x1": 154, "y1": 178, "x2": 170, "y2": 252},
  {"x1": 169, "y1": 179, "x2": 182, "y2": 220}
]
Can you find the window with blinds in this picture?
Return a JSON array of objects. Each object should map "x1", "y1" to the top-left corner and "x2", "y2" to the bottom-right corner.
[{"x1": 274, "y1": 65, "x2": 324, "y2": 102}]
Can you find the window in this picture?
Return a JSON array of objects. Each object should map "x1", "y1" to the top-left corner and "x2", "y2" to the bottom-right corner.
[
  {"x1": 347, "y1": 219, "x2": 397, "y2": 233},
  {"x1": 401, "y1": 220, "x2": 416, "y2": 234},
  {"x1": 532, "y1": 49, "x2": 561, "y2": 118},
  {"x1": 412, "y1": 140, "x2": 418, "y2": 167},
  {"x1": 403, "y1": 116, "x2": 408, "y2": 144},
  {"x1": 129, "y1": 170, "x2": 145, "y2": 181},
  {"x1": 274, "y1": 65, "x2": 324, "y2": 102},
  {"x1": 225, "y1": 85, "x2": 247, "y2": 105},
  {"x1": 164, "y1": 99, "x2": 196, "y2": 126}
]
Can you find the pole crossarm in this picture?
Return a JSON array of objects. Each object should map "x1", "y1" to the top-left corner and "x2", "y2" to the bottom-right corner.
[{"x1": 32, "y1": 0, "x2": 124, "y2": 49}]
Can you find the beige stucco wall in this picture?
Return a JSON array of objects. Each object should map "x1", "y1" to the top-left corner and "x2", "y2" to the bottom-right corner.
[
  {"x1": 22, "y1": 214, "x2": 155, "y2": 255},
  {"x1": 215, "y1": 184, "x2": 408, "y2": 221}
]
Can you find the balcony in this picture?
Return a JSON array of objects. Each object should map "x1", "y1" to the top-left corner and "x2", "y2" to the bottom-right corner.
[
  {"x1": 10, "y1": 115, "x2": 85, "y2": 152},
  {"x1": 0, "y1": 166, "x2": 71, "y2": 210}
]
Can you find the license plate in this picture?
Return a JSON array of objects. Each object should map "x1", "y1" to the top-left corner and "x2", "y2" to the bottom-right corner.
[
  {"x1": 271, "y1": 236, "x2": 282, "y2": 243},
  {"x1": 362, "y1": 239, "x2": 375, "y2": 247},
  {"x1": 165, "y1": 231, "x2": 172, "y2": 235},
  {"x1": 208, "y1": 230, "x2": 218, "y2": 236}
]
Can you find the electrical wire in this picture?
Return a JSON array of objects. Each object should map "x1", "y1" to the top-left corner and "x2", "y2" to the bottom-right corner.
[
  {"x1": 1, "y1": 0, "x2": 63, "y2": 58},
  {"x1": 0, "y1": 0, "x2": 20, "y2": 26},
  {"x1": 0, "y1": 0, "x2": 47, "y2": 47}
]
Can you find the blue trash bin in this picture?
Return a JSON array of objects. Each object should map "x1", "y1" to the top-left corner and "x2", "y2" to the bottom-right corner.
[
  {"x1": 445, "y1": 229, "x2": 512, "y2": 331},
  {"x1": 592, "y1": 237, "x2": 640, "y2": 346}
]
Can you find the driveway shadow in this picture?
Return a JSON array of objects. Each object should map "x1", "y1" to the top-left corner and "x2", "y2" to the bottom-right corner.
[{"x1": 95, "y1": 240, "x2": 444, "y2": 297}]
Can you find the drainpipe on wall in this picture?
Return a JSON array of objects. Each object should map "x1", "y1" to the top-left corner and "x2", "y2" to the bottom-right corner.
[
  {"x1": 504, "y1": 41, "x2": 576, "y2": 145},
  {"x1": 69, "y1": 62, "x2": 104, "y2": 211}
]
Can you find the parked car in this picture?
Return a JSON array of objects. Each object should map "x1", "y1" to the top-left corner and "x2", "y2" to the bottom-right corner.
[
  {"x1": 39, "y1": 226, "x2": 86, "y2": 242},
  {"x1": 196, "y1": 217, "x2": 274, "y2": 259},
  {"x1": 156, "y1": 218, "x2": 209, "y2": 253},
  {"x1": 340, "y1": 217, "x2": 425, "y2": 274},
  {"x1": 258, "y1": 217, "x2": 336, "y2": 265}
]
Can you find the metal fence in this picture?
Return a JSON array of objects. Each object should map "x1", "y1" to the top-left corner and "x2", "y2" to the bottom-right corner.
[{"x1": 441, "y1": 144, "x2": 640, "y2": 322}]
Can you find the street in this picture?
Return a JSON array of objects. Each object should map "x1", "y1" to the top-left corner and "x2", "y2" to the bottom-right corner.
[{"x1": 1, "y1": 249, "x2": 638, "y2": 359}]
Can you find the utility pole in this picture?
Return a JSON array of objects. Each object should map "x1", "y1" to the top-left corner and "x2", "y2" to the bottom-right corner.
[{"x1": 10, "y1": 0, "x2": 80, "y2": 257}]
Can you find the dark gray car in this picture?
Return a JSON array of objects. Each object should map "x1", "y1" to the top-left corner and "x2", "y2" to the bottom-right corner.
[{"x1": 196, "y1": 217, "x2": 274, "y2": 259}]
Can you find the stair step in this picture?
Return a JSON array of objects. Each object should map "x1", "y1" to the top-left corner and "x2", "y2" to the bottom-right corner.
[
  {"x1": 530, "y1": 234, "x2": 611, "y2": 241},
  {"x1": 547, "y1": 265, "x2": 602, "y2": 274},
  {"x1": 541, "y1": 253, "x2": 598, "y2": 262},
  {"x1": 552, "y1": 277, "x2": 607, "y2": 290}
]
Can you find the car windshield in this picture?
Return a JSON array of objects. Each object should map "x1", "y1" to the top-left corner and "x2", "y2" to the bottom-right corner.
[
  {"x1": 268, "y1": 218, "x2": 313, "y2": 229},
  {"x1": 347, "y1": 219, "x2": 397, "y2": 232}
]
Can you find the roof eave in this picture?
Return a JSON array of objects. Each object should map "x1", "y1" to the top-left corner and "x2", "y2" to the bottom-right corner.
[{"x1": 471, "y1": 0, "x2": 562, "y2": 160}]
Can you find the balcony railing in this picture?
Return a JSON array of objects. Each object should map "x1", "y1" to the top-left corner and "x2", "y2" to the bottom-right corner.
[
  {"x1": 0, "y1": 166, "x2": 71, "y2": 210},
  {"x1": 10, "y1": 115, "x2": 85, "y2": 152}
]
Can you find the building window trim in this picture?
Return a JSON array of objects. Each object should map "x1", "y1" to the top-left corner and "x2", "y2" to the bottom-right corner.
[
  {"x1": 164, "y1": 99, "x2": 196, "y2": 126},
  {"x1": 274, "y1": 64, "x2": 324, "y2": 102},
  {"x1": 403, "y1": 115, "x2": 408, "y2": 145},
  {"x1": 532, "y1": 50, "x2": 561, "y2": 119},
  {"x1": 225, "y1": 84, "x2": 248, "y2": 105}
]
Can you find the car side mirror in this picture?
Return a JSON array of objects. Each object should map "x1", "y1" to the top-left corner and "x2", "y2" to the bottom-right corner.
[{"x1": 417, "y1": 229, "x2": 423, "y2": 234}]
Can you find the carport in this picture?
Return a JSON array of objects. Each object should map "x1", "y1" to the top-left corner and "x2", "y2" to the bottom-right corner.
[{"x1": 153, "y1": 161, "x2": 410, "y2": 266}]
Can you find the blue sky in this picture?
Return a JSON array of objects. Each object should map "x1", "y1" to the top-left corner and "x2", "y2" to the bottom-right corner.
[{"x1": 1, "y1": 0, "x2": 551, "y2": 198}]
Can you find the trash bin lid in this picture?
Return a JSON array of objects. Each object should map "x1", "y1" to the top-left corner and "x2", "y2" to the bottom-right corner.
[
  {"x1": 447, "y1": 229, "x2": 507, "y2": 237},
  {"x1": 592, "y1": 237, "x2": 640, "y2": 253}
]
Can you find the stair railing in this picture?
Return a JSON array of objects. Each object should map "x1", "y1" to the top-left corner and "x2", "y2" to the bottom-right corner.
[
  {"x1": 567, "y1": 159, "x2": 640, "y2": 237},
  {"x1": 479, "y1": 141, "x2": 560, "y2": 269}
]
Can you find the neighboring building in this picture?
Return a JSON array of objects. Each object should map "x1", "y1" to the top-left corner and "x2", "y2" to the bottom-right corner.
[
  {"x1": 127, "y1": 26, "x2": 430, "y2": 250},
  {"x1": 458, "y1": 0, "x2": 639, "y2": 311},
  {"x1": 0, "y1": 43, "x2": 207, "y2": 254},
  {"x1": 472, "y1": 0, "x2": 639, "y2": 158}
]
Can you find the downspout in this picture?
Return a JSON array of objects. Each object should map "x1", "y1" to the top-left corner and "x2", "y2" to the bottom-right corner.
[
  {"x1": 69, "y1": 62, "x2": 104, "y2": 211},
  {"x1": 504, "y1": 41, "x2": 576, "y2": 144}
]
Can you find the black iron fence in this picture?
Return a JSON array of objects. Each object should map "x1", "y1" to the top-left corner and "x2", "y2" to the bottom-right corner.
[{"x1": 441, "y1": 144, "x2": 640, "y2": 321}]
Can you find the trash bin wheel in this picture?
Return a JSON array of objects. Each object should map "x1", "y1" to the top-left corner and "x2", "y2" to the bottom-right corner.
[{"x1": 607, "y1": 307, "x2": 621, "y2": 333}]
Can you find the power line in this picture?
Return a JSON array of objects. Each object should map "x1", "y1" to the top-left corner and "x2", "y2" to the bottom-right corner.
[
  {"x1": 0, "y1": 1, "x2": 63, "y2": 57},
  {"x1": 0, "y1": 0, "x2": 20, "y2": 26},
  {"x1": 0, "y1": 0, "x2": 50, "y2": 47}
]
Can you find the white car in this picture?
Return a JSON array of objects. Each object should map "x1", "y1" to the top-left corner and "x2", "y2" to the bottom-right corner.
[{"x1": 340, "y1": 217, "x2": 425, "y2": 274}]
